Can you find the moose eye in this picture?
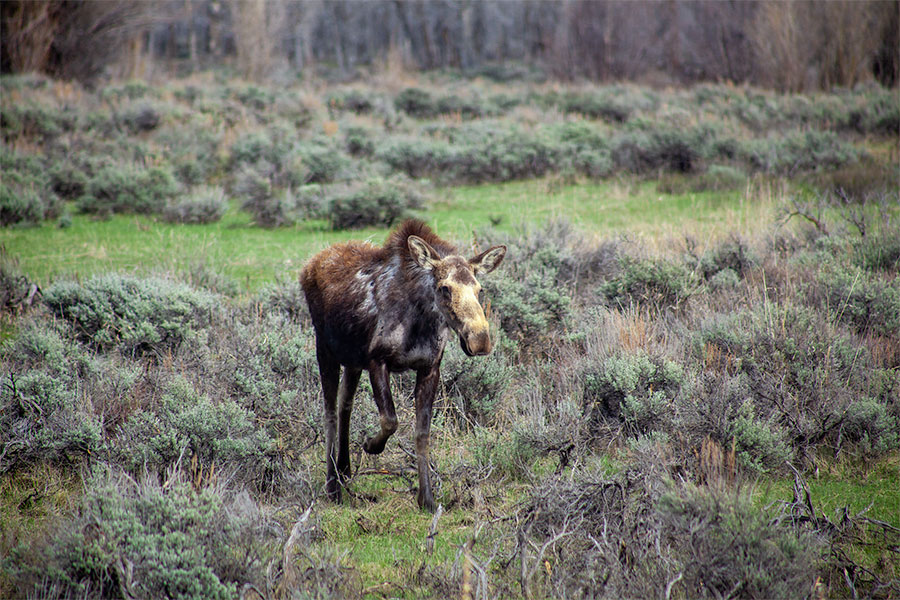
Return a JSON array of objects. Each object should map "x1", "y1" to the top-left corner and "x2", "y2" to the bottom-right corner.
[{"x1": 438, "y1": 285, "x2": 452, "y2": 300}]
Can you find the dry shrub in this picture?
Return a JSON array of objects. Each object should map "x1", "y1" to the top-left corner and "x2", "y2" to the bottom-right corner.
[
  {"x1": 773, "y1": 468, "x2": 900, "y2": 598},
  {"x1": 514, "y1": 454, "x2": 821, "y2": 600},
  {"x1": 0, "y1": 248, "x2": 40, "y2": 314}
]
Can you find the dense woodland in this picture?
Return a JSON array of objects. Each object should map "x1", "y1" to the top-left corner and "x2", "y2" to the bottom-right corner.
[{"x1": 2, "y1": 0, "x2": 899, "y2": 90}]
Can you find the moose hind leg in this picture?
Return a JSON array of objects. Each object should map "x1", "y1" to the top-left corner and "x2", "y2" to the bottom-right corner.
[
  {"x1": 317, "y1": 348, "x2": 342, "y2": 503},
  {"x1": 363, "y1": 361, "x2": 398, "y2": 455},
  {"x1": 337, "y1": 367, "x2": 361, "y2": 481}
]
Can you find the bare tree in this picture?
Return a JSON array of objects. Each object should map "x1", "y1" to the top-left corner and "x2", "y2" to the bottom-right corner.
[
  {"x1": 817, "y1": 0, "x2": 883, "y2": 89},
  {"x1": 232, "y1": 0, "x2": 272, "y2": 80},
  {"x1": 2, "y1": 1, "x2": 159, "y2": 81},
  {"x1": 3, "y1": 0, "x2": 896, "y2": 89}
]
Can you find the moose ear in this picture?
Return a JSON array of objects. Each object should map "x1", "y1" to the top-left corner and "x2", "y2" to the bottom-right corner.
[
  {"x1": 470, "y1": 245, "x2": 507, "y2": 275},
  {"x1": 408, "y1": 235, "x2": 439, "y2": 271}
]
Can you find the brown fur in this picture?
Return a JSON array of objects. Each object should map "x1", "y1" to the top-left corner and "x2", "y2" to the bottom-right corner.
[{"x1": 300, "y1": 219, "x2": 506, "y2": 511}]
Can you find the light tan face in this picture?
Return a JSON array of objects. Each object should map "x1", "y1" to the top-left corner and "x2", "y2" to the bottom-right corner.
[{"x1": 408, "y1": 236, "x2": 506, "y2": 356}]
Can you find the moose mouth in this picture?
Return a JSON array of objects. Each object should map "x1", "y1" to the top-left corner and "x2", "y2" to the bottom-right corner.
[
  {"x1": 459, "y1": 333, "x2": 491, "y2": 357},
  {"x1": 460, "y1": 335, "x2": 476, "y2": 357}
]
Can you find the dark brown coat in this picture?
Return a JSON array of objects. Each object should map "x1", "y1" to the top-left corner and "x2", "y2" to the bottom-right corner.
[{"x1": 301, "y1": 219, "x2": 506, "y2": 510}]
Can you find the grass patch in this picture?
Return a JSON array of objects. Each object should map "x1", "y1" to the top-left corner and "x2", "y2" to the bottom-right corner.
[
  {"x1": 756, "y1": 456, "x2": 900, "y2": 528},
  {"x1": 2, "y1": 179, "x2": 776, "y2": 292}
]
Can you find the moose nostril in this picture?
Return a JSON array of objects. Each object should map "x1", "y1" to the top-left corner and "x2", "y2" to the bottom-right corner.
[{"x1": 469, "y1": 330, "x2": 492, "y2": 355}]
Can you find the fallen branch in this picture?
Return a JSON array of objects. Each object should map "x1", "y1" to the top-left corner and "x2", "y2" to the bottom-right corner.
[{"x1": 425, "y1": 503, "x2": 444, "y2": 555}]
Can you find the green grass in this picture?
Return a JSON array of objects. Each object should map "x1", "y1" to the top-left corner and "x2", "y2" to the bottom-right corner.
[
  {"x1": 755, "y1": 456, "x2": 900, "y2": 582},
  {"x1": 756, "y1": 457, "x2": 900, "y2": 528},
  {"x1": 311, "y1": 472, "x2": 521, "y2": 598},
  {"x1": 1, "y1": 177, "x2": 774, "y2": 292}
]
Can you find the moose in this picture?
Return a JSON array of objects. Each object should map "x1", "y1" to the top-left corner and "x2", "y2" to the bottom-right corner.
[{"x1": 300, "y1": 219, "x2": 507, "y2": 511}]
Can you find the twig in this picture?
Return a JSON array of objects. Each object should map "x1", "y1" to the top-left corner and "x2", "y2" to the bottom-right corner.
[
  {"x1": 665, "y1": 572, "x2": 683, "y2": 600},
  {"x1": 281, "y1": 504, "x2": 314, "y2": 590},
  {"x1": 425, "y1": 503, "x2": 444, "y2": 555}
]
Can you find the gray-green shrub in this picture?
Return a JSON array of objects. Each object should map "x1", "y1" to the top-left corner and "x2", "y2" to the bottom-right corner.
[
  {"x1": 77, "y1": 163, "x2": 179, "y2": 216},
  {"x1": 600, "y1": 255, "x2": 700, "y2": 311},
  {"x1": 658, "y1": 486, "x2": 821, "y2": 599},
  {"x1": 9, "y1": 469, "x2": 273, "y2": 600},
  {"x1": 43, "y1": 274, "x2": 221, "y2": 355},
  {"x1": 582, "y1": 350, "x2": 685, "y2": 437},
  {"x1": 326, "y1": 176, "x2": 425, "y2": 230},
  {"x1": 162, "y1": 186, "x2": 228, "y2": 224},
  {"x1": 116, "y1": 378, "x2": 275, "y2": 484}
]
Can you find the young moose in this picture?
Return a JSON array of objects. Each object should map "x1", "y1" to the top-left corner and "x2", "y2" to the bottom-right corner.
[{"x1": 300, "y1": 219, "x2": 506, "y2": 511}]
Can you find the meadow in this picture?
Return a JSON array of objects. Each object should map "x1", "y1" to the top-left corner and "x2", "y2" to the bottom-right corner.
[{"x1": 1, "y1": 71, "x2": 898, "y2": 599}]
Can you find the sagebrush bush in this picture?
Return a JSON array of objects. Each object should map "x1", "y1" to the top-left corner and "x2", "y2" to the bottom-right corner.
[
  {"x1": 9, "y1": 469, "x2": 274, "y2": 600},
  {"x1": 0, "y1": 249, "x2": 38, "y2": 313},
  {"x1": 43, "y1": 274, "x2": 221, "y2": 355},
  {"x1": 376, "y1": 135, "x2": 453, "y2": 178},
  {"x1": 0, "y1": 322, "x2": 105, "y2": 471},
  {"x1": 77, "y1": 163, "x2": 179, "y2": 216},
  {"x1": 235, "y1": 168, "x2": 299, "y2": 228},
  {"x1": 561, "y1": 91, "x2": 633, "y2": 123},
  {"x1": 694, "y1": 304, "x2": 894, "y2": 464},
  {"x1": 116, "y1": 378, "x2": 276, "y2": 484},
  {"x1": 441, "y1": 340, "x2": 513, "y2": 426},
  {"x1": 484, "y1": 245, "x2": 573, "y2": 345},
  {"x1": 100, "y1": 79, "x2": 154, "y2": 102},
  {"x1": 658, "y1": 164, "x2": 747, "y2": 194},
  {"x1": 514, "y1": 458, "x2": 822, "y2": 600},
  {"x1": 612, "y1": 125, "x2": 718, "y2": 174},
  {"x1": 327, "y1": 89, "x2": 375, "y2": 115},
  {"x1": 47, "y1": 159, "x2": 90, "y2": 200},
  {"x1": 817, "y1": 262, "x2": 900, "y2": 337},
  {"x1": 227, "y1": 84, "x2": 273, "y2": 111},
  {"x1": 743, "y1": 130, "x2": 858, "y2": 174},
  {"x1": 600, "y1": 254, "x2": 700, "y2": 311},
  {"x1": 156, "y1": 123, "x2": 222, "y2": 185},
  {"x1": 257, "y1": 280, "x2": 310, "y2": 322},
  {"x1": 469, "y1": 427, "x2": 537, "y2": 479},
  {"x1": 117, "y1": 102, "x2": 162, "y2": 134},
  {"x1": 852, "y1": 226, "x2": 900, "y2": 273},
  {"x1": 0, "y1": 182, "x2": 49, "y2": 226},
  {"x1": 0, "y1": 147, "x2": 61, "y2": 225},
  {"x1": 693, "y1": 234, "x2": 758, "y2": 281},
  {"x1": 162, "y1": 185, "x2": 228, "y2": 224},
  {"x1": 434, "y1": 93, "x2": 489, "y2": 119},
  {"x1": 0, "y1": 102, "x2": 77, "y2": 140},
  {"x1": 293, "y1": 141, "x2": 348, "y2": 184},
  {"x1": 326, "y1": 176, "x2": 425, "y2": 230},
  {"x1": 185, "y1": 260, "x2": 241, "y2": 297},
  {"x1": 344, "y1": 125, "x2": 375, "y2": 157},
  {"x1": 229, "y1": 126, "x2": 292, "y2": 168},
  {"x1": 395, "y1": 87, "x2": 436, "y2": 118},
  {"x1": 477, "y1": 220, "x2": 619, "y2": 347},
  {"x1": 581, "y1": 350, "x2": 685, "y2": 438},
  {"x1": 658, "y1": 486, "x2": 821, "y2": 599}
]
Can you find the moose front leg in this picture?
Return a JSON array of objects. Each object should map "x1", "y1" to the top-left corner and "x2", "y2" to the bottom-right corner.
[
  {"x1": 364, "y1": 361, "x2": 398, "y2": 455},
  {"x1": 414, "y1": 363, "x2": 440, "y2": 512}
]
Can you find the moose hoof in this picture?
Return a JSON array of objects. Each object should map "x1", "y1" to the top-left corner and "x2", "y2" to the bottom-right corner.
[
  {"x1": 363, "y1": 437, "x2": 386, "y2": 455},
  {"x1": 326, "y1": 480, "x2": 342, "y2": 504},
  {"x1": 417, "y1": 490, "x2": 436, "y2": 513}
]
